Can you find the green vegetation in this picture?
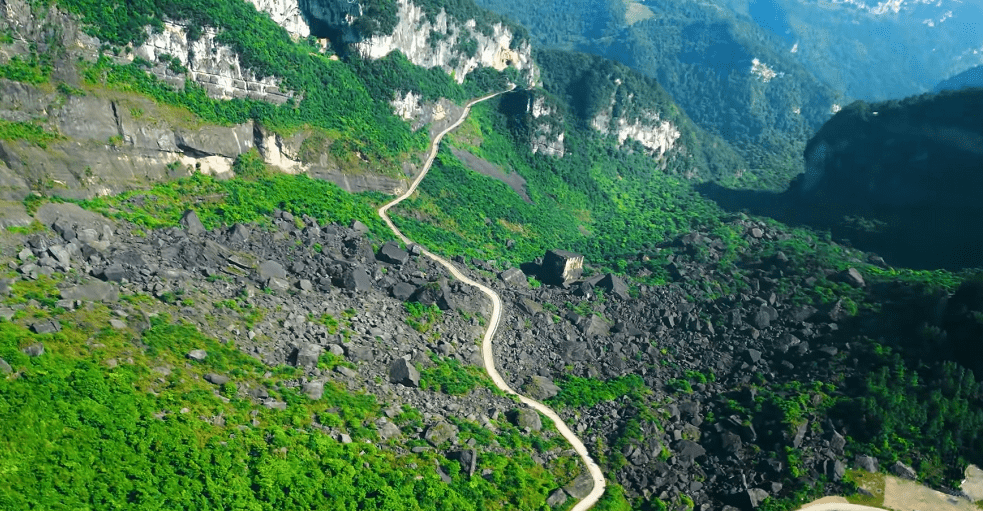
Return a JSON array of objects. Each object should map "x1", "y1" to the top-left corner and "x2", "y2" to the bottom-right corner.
[
  {"x1": 75, "y1": 172, "x2": 393, "y2": 239},
  {"x1": 0, "y1": 119, "x2": 64, "y2": 148},
  {"x1": 392, "y1": 97, "x2": 723, "y2": 272},
  {"x1": 419, "y1": 356, "x2": 497, "y2": 396},
  {"x1": 833, "y1": 346, "x2": 983, "y2": 488},
  {"x1": 404, "y1": 301, "x2": 443, "y2": 334},
  {"x1": 0, "y1": 54, "x2": 52, "y2": 84},
  {"x1": 548, "y1": 375, "x2": 645, "y2": 409},
  {"x1": 0, "y1": 269, "x2": 574, "y2": 510}
]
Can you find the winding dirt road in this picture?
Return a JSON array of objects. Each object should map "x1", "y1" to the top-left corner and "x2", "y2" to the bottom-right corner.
[{"x1": 378, "y1": 87, "x2": 607, "y2": 510}]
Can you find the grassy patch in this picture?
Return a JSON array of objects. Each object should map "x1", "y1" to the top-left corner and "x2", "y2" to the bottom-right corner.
[{"x1": 844, "y1": 469, "x2": 886, "y2": 508}]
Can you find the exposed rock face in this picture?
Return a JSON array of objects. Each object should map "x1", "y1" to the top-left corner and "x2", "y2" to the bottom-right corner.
[
  {"x1": 591, "y1": 80, "x2": 680, "y2": 159},
  {"x1": 246, "y1": 0, "x2": 311, "y2": 38},
  {"x1": 306, "y1": 0, "x2": 536, "y2": 86},
  {"x1": 527, "y1": 93, "x2": 565, "y2": 157},
  {"x1": 540, "y1": 250, "x2": 583, "y2": 286},
  {"x1": 133, "y1": 22, "x2": 294, "y2": 105}
]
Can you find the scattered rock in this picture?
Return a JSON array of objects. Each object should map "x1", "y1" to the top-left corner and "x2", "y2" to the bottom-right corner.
[
  {"x1": 891, "y1": 460, "x2": 917, "y2": 480},
  {"x1": 258, "y1": 260, "x2": 287, "y2": 281},
  {"x1": 424, "y1": 422, "x2": 458, "y2": 446},
  {"x1": 0, "y1": 358, "x2": 11, "y2": 374},
  {"x1": 563, "y1": 472, "x2": 594, "y2": 500},
  {"x1": 292, "y1": 343, "x2": 322, "y2": 370},
  {"x1": 458, "y1": 448, "x2": 477, "y2": 477},
  {"x1": 837, "y1": 267, "x2": 866, "y2": 288},
  {"x1": 856, "y1": 455, "x2": 879, "y2": 473},
  {"x1": 391, "y1": 282, "x2": 417, "y2": 301},
  {"x1": 499, "y1": 267, "x2": 528, "y2": 287},
  {"x1": 60, "y1": 281, "x2": 119, "y2": 303},
  {"x1": 597, "y1": 273, "x2": 630, "y2": 300},
  {"x1": 302, "y1": 380, "x2": 324, "y2": 400},
  {"x1": 512, "y1": 408, "x2": 542, "y2": 432}
]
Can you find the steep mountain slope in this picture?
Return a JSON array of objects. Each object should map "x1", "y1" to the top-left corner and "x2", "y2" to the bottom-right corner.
[{"x1": 784, "y1": 88, "x2": 983, "y2": 270}]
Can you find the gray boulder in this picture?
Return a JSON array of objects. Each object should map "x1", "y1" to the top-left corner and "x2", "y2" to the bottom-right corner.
[
  {"x1": 0, "y1": 357, "x2": 11, "y2": 374},
  {"x1": 597, "y1": 273, "x2": 630, "y2": 300},
  {"x1": 891, "y1": 460, "x2": 917, "y2": 480},
  {"x1": 100, "y1": 264, "x2": 125, "y2": 282},
  {"x1": 302, "y1": 380, "x2": 324, "y2": 400},
  {"x1": 187, "y1": 349, "x2": 208, "y2": 361},
  {"x1": 412, "y1": 278, "x2": 454, "y2": 310},
  {"x1": 579, "y1": 315, "x2": 609, "y2": 337},
  {"x1": 424, "y1": 422, "x2": 458, "y2": 446},
  {"x1": 856, "y1": 454, "x2": 879, "y2": 473},
  {"x1": 546, "y1": 488, "x2": 569, "y2": 507},
  {"x1": 523, "y1": 375, "x2": 561, "y2": 401},
  {"x1": 391, "y1": 282, "x2": 417, "y2": 301},
  {"x1": 292, "y1": 344, "x2": 323, "y2": 370},
  {"x1": 458, "y1": 448, "x2": 477, "y2": 477},
  {"x1": 837, "y1": 267, "x2": 866, "y2": 288},
  {"x1": 21, "y1": 342, "x2": 44, "y2": 357},
  {"x1": 389, "y1": 358, "x2": 420, "y2": 387},
  {"x1": 562, "y1": 472, "x2": 594, "y2": 500},
  {"x1": 340, "y1": 266, "x2": 372, "y2": 292},
  {"x1": 60, "y1": 281, "x2": 119, "y2": 303},
  {"x1": 180, "y1": 210, "x2": 206, "y2": 236},
  {"x1": 204, "y1": 373, "x2": 230, "y2": 385},
  {"x1": 512, "y1": 408, "x2": 542, "y2": 432},
  {"x1": 30, "y1": 320, "x2": 60, "y2": 335},
  {"x1": 377, "y1": 241, "x2": 410, "y2": 265},
  {"x1": 499, "y1": 267, "x2": 528, "y2": 287},
  {"x1": 258, "y1": 260, "x2": 287, "y2": 281}
]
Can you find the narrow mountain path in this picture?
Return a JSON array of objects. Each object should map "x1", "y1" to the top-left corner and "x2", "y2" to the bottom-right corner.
[{"x1": 378, "y1": 87, "x2": 607, "y2": 510}]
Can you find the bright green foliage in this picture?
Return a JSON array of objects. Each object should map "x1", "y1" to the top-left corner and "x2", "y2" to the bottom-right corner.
[
  {"x1": 0, "y1": 54, "x2": 51, "y2": 84},
  {"x1": 231, "y1": 148, "x2": 271, "y2": 180},
  {"x1": 392, "y1": 101, "x2": 723, "y2": 271},
  {"x1": 548, "y1": 375, "x2": 645, "y2": 409},
  {"x1": 419, "y1": 356, "x2": 497, "y2": 395},
  {"x1": 0, "y1": 119, "x2": 63, "y2": 148},
  {"x1": 405, "y1": 301, "x2": 443, "y2": 333},
  {"x1": 0, "y1": 282, "x2": 571, "y2": 510},
  {"x1": 833, "y1": 347, "x2": 983, "y2": 487},
  {"x1": 76, "y1": 172, "x2": 393, "y2": 239}
]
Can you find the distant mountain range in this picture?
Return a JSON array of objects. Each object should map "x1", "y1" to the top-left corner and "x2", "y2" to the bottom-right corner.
[
  {"x1": 722, "y1": 0, "x2": 983, "y2": 100},
  {"x1": 935, "y1": 65, "x2": 983, "y2": 92}
]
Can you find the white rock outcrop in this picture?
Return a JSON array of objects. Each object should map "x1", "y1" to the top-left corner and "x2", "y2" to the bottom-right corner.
[
  {"x1": 133, "y1": 22, "x2": 294, "y2": 104},
  {"x1": 245, "y1": 0, "x2": 310, "y2": 38},
  {"x1": 350, "y1": 0, "x2": 536, "y2": 86},
  {"x1": 527, "y1": 95, "x2": 564, "y2": 158},
  {"x1": 591, "y1": 90, "x2": 680, "y2": 159}
]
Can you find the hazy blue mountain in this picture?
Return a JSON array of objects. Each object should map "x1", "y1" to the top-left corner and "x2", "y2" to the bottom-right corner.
[
  {"x1": 935, "y1": 65, "x2": 983, "y2": 92},
  {"x1": 722, "y1": 0, "x2": 983, "y2": 100}
]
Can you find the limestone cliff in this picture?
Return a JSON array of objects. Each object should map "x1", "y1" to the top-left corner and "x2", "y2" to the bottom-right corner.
[
  {"x1": 132, "y1": 22, "x2": 295, "y2": 105},
  {"x1": 304, "y1": 0, "x2": 536, "y2": 86},
  {"x1": 246, "y1": 0, "x2": 310, "y2": 38},
  {"x1": 591, "y1": 79, "x2": 680, "y2": 159}
]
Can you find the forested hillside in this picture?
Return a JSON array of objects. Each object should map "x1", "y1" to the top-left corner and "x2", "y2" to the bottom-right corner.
[{"x1": 474, "y1": 0, "x2": 843, "y2": 189}]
